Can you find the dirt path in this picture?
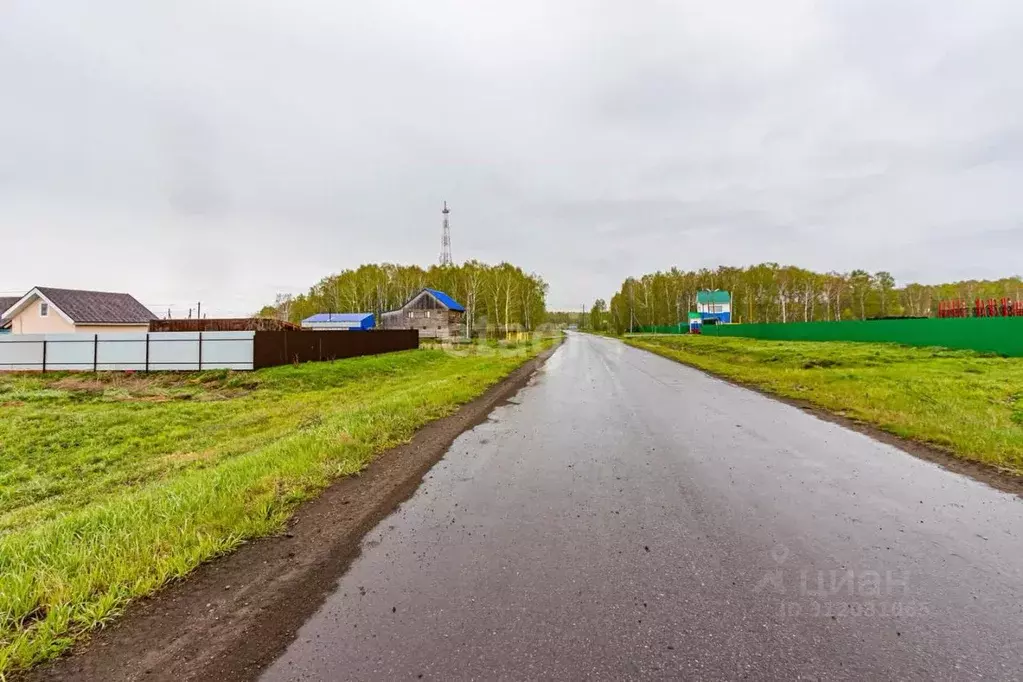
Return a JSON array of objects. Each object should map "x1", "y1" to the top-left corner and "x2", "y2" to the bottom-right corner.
[{"x1": 27, "y1": 342, "x2": 560, "y2": 682}]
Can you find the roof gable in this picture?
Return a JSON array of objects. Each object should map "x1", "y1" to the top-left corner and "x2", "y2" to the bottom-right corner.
[
  {"x1": 386, "y1": 288, "x2": 466, "y2": 314},
  {"x1": 423, "y1": 289, "x2": 465, "y2": 312},
  {"x1": 5, "y1": 287, "x2": 157, "y2": 324}
]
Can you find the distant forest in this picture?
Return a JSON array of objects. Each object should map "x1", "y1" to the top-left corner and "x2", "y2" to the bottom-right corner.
[
  {"x1": 260, "y1": 261, "x2": 1020, "y2": 336},
  {"x1": 258, "y1": 262, "x2": 548, "y2": 334},
  {"x1": 599, "y1": 265, "x2": 1023, "y2": 334}
]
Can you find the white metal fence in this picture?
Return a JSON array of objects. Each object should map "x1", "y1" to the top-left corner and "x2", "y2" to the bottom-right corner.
[{"x1": 0, "y1": 332, "x2": 255, "y2": 372}]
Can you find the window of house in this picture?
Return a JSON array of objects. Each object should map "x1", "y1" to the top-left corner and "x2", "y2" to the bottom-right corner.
[
  {"x1": 40, "y1": 302, "x2": 49, "y2": 317},
  {"x1": 426, "y1": 311, "x2": 430, "y2": 318}
]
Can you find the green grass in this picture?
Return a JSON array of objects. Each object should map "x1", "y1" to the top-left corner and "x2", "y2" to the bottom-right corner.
[
  {"x1": 0, "y1": 340, "x2": 552, "y2": 675},
  {"x1": 626, "y1": 335, "x2": 1023, "y2": 476}
]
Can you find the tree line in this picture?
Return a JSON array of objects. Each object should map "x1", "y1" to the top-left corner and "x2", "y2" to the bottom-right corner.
[
  {"x1": 599, "y1": 264, "x2": 1023, "y2": 333},
  {"x1": 258, "y1": 262, "x2": 549, "y2": 334}
]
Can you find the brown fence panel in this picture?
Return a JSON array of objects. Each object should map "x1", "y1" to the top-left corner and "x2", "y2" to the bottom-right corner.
[
  {"x1": 252, "y1": 330, "x2": 419, "y2": 369},
  {"x1": 150, "y1": 318, "x2": 301, "y2": 332}
]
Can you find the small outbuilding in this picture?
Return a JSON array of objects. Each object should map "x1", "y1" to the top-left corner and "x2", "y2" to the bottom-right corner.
[
  {"x1": 380, "y1": 288, "x2": 465, "y2": 339},
  {"x1": 301, "y1": 313, "x2": 375, "y2": 331}
]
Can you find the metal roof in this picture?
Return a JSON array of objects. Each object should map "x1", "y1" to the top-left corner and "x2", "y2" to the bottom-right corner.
[
  {"x1": 696, "y1": 290, "x2": 731, "y2": 304},
  {"x1": 424, "y1": 289, "x2": 465, "y2": 312},
  {"x1": 302, "y1": 313, "x2": 373, "y2": 323}
]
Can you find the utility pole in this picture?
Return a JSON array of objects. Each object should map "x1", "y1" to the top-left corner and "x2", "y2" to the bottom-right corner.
[{"x1": 440, "y1": 201, "x2": 453, "y2": 266}]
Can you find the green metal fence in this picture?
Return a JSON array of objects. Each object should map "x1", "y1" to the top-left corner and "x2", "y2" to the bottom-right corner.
[{"x1": 697, "y1": 317, "x2": 1023, "y2": 356}]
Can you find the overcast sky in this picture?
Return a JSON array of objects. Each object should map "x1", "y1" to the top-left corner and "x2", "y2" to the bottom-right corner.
[{"x1": 2, "y1": 1, "x2": 1022, "y2": 315}]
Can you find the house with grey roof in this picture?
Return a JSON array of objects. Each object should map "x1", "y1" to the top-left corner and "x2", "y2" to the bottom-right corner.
[{"x1": 0, "y1": 287, "x2": 157, "y2": 334}]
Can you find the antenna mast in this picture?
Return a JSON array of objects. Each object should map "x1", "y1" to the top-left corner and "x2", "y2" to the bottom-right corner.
[{"x1": 440, "y1": 201, "x2": 453, "y2": 266}]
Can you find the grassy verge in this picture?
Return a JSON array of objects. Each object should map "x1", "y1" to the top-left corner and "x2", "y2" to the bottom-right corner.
[
  {"x1": 0, "y1": 339, "x2": 553, "y2": 675},
  {"x1": 625, "y1": 335, "x2": 1023, "y2": 476}
]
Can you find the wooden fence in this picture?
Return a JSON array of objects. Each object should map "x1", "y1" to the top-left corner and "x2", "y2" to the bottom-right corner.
[{"x1": 150, "y1": 318, "x2": 300, "y2": 332}]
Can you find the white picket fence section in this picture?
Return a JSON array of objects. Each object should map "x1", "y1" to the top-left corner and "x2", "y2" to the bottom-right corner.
[{"x1": 0, "y1": 332, "x2": 255, "y2": 371}]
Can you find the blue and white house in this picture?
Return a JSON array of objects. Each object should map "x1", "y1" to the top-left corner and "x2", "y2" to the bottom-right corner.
[
  {"x1": 301, "y1": 312, "x2": 375, "y2": 331},
  {"x1": 696, "y1": 290, "x2": 731, "y2": 324}
]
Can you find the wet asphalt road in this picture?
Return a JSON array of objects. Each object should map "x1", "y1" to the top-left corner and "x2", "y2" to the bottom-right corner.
[{"x1": 262, "y1": 333, "x2": 1023, "y2": 680}]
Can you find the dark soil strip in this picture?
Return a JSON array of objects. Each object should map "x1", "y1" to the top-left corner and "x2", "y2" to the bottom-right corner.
[
  {"x1": 626, "y1": 339, "x2": 1023, "y2": 499},
  {"x1": 26, "y1": 341, "x2": 561, "y2": 682}
]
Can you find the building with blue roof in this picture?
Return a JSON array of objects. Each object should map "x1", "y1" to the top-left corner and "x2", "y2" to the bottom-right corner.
[
  {"x1": 380, "y1": 288, "x2": 465, "y2": 339},
  {"x1": 301, "y1": 312, "x2": 375, "y2": 331}
]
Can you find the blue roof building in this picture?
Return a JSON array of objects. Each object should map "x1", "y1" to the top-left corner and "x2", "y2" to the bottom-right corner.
[
  {"x1": 301, "y1": 312, "x2": 375, "y2": 330},
  {"x1": 380, "y1": 288, "x2": 466, "y2": 339}
]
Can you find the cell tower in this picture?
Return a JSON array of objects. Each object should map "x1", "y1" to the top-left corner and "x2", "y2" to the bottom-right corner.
[{"x1": 440, "y1": 201, "x2": 453, "y2": 266}]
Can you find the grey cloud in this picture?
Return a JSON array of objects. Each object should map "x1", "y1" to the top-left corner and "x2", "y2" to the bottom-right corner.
[{"x1": 1, "y1": 0, "x2": 1021, "y2": 314}]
